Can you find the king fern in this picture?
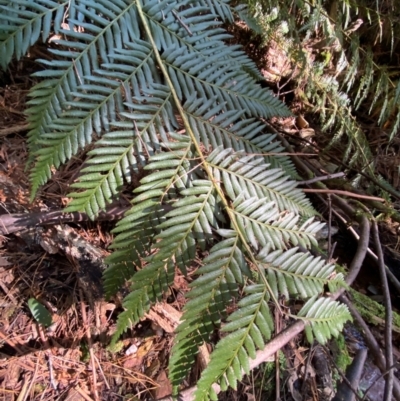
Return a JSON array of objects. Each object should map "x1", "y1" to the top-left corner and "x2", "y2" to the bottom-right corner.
[{"x1": 0, "y1": 0, "x2": 351, "y2": 398}]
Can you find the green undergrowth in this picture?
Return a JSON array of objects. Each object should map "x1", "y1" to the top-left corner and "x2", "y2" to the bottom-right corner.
[
  {"x1": 0, "y1": 0, "x2": 352, "y2": 398},
  {"x1": 349, "y1": 288, "x2": 400, "y2": 330},
  {"x1": 331, "y1": 332, "x2": 352, "y2": 385}
]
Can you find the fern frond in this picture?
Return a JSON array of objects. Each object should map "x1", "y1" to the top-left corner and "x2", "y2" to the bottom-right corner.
[
  {"x1": 109, "y1": 130, "x2": 231, "y2": 336},
  {"x1": 184, "y1": 98, "x2": 298, "y2": 178},
  {"x1": 64, "y1": 83, "x2": 174, "y2": 218},
  {"x1": 233, "y1": 198, "x2": 323, "y2": 250},
  {"x1": 169, "y1": 234, "x2": 250, "y2": 385},
  {"x1": 28, "y1": 0, "x2": 142, "y2": 196},
  {"x1": 194, "y1": 282, "x2": 273, "y2": 400},
  {"x1": 166, "y1": 48, "x2": 289, "y2": 118},
  {"x1": 207, "y1": 147, "x2": 315, "y2": 216},
  {"x1": 26, "y1": 0, "x2": 291, "y2": 204},
  {"x1": 0, "y1": 0, "x2": 67, "y2": 69},
  {"x1": 104, "y1": 134, "x2": 192, "y2": 296},
  {"x1": 257, "y1": 247, "x2": 338, "y2": 300},
  {"x1": 354, "y1": 48, "x2": 374, "y2": 109},
  {"x1": 298, "y1": 296, "x2": 352, "y2": 344},
  {"x1": 112, "y1": 259, "x2": 175, "y2": 342},
  {"x1": 103, "y1": 199, "x2": 166, "y2": 297},
  {"x1": 7, "y1": 0, "x2": 353, "y2": 397},
  {"x1": 343, "y1": 35, "x2": 360, "y2": 92}
]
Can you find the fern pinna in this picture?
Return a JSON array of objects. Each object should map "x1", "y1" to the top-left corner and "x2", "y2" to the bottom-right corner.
[{"x1": 0, "y1": 0, "x2": 351, "y2": 398}]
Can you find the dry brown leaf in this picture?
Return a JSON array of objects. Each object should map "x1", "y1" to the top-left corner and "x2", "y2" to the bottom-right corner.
[{"x1": 152, "y1": 370, "x2": 172, "y2": 399}]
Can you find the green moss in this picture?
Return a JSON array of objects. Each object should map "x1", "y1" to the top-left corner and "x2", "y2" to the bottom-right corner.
[
  {"x1": 349, "y1": 288, "x2": 400, "y2": 329},
  {"x1": 256, "y1": 351, "x2": 287, "y2": 396},
  {"x1": 106, "y1": 340, "x2": 124, "y2": 354},
  {"x1": 330, "y1": 333, "x2": 352, "y2": 385},
  {"x1": 334, "y1": 333, "x2": 352, "y2": 370},
  {"x1": 80, "y1": 341, "x2": 90, "y2": 362}
]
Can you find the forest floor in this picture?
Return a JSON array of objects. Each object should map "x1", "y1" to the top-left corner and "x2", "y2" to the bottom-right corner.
[
  {"x1": 0, "y1": 70, "x2": 183, "y2": 400},
  {"x1": 1, "y1": 25, "x2": 400, "y2": 401}
]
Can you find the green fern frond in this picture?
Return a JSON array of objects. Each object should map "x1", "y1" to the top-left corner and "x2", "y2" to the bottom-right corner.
[
  {"x1": 103, "y1": 200, "x2": 166, "y2": 297},
  {"x1": 184, "y1": 98, "x2": 298, "y2": 178},
  {"x1": 207, "y1": 147, "x2": 315, "y2": 216},
  {"x1": 194, "y1": 282, "x2": 273, "y2": 400},
  {"x1": 233, "y1": 198, "x2": 323, "y2": 250},
  {"x1": 24, "y1": 0, "x2": 291, "y2": 202},
  {"x1": 353, "y1": 48, "x2": 374, "y2": 109},
  {"x1": 343, "y1": 36, "x2": 360, "y2": 92},
  {"x1": 112, "y1": 259, "x2": 175, "y2": 342},
  {"x1": 167, "y1": 47, "x2": 289, "y2": 118},
  {"x1": 28, "y1": 1, "x2": 143, "y2": 196},
  {"x1": 0, "y1": 0, "x2": 67, "y2": 69},
  {"x1": 64, "y1": 83, "x2": 174, "y2": 218},
  {"x1": 257, "y1": 247, "x2": 337, "y2": 300},
  {"x1": 298, "y1": 296, "x2": 352, "y2": 344},
  {"x1": 104, "y1": 135, "x2": 192, "y2": 296},
  {"x1": 169, "y1": 234, "x2": 249, "y2": 385},
  {"x1": 2, "y1": 0, "x2": 353, "y2": 397},
  {"x1": 246, "y1": 0, "x2": 400, "y2": 182}
]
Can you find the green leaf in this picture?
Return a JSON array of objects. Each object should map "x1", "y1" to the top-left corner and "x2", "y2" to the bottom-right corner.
[{"x1": 27, "y1": 298, "x2": 53, "y2": 328}]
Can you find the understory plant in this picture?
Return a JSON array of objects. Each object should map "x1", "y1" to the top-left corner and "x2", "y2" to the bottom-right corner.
[
  {"x1": 0, "y1": 0, "x2": 351, "y2": 398},
  {"x1": 244, "y1": 0, "x2": 400, "y2": 192}
]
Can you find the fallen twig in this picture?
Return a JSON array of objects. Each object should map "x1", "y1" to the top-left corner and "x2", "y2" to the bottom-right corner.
[
  {"x1": 157, "y1": 212, "x2": 372, "y2": 401},
  {"x1": 361, "y1": 362, "x2": 400, "y2": 401},
  {"x1": 157, "y1": 320, "x2": 306, "y2": 401},
  {"x1": 80, "y1": 290, "x2": 100, "y2": 401},
  {"x1": 94, "y1": 353, "x2": 110, "y2": 390},
  {"x1": 302, "y1": 188, "x2": 385, "y2": 202},
  {"x1": 270, "y1": 124, "x2": 400, "y2": 400},
  {"x1": 0, "y1": 122, "x2": 29, "y2": 137},
  {"x1": 327, "y1": 194, "x2": 333, "y2": 257},
  {"x1": 16, "y1": 374, "x2": 30, "y2": 401},
  {"x1": 37, "y1": 323, "x2": 57, "y2": 391},
  {"x1": 372, "y1": 221, "x2": 393, "y2": 401},
  {"x1": 24, "y1": 357, "x2": 40, "y2": 400},
  {"x1": 329, "y1": 213, "x2": 370, "y2": 301},
  {"x1": 75, "y1": 386, "x2": 96, "y2": 401},
  {"x1": 0, "y1": 328, "x2": 32, "y2": 355},
  {"x1": 333, "y1": 209, "x2": 400, "y2": 295},
  {"x1": 47, "y1": 353, "x2": 57, "y2": 390},
  {"x1": 298, "y1": 171, "x2": 345, "y2": 185},
  {"x1": 0, "y1": 206, "x2": 129, "y2": 235},
  {"x1": 277, "y1": 127, "x2": 400, "y2": 202}
]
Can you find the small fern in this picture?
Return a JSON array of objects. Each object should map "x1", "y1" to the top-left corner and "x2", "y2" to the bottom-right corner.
[{"x1": 1, "y1": 0, "x2": 351, "y2": 398}]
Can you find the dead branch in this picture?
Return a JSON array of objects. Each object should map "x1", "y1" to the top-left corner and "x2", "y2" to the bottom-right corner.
[
  {"x1": 302, "y1": 188, "x2": 385, "y2": 202},
  {"x1": 0, "y1": 122, "x2": 29, "y2": 137},
  {"x1": 0, "y1": 206, "x2": 129, "y2": 235},
  {"x1": 372, "y1": 221, "x2": 394, "y2": 401}
]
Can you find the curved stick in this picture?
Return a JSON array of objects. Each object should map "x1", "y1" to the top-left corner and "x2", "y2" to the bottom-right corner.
[{"x1": 372, "y1": 221, "x2": 393, "y2": 401}]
